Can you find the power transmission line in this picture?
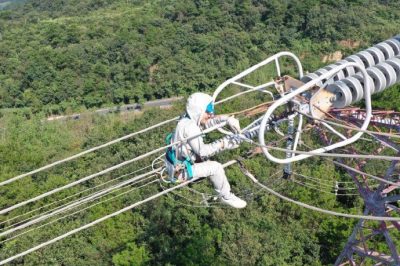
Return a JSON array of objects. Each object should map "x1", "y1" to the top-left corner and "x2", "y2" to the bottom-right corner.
[
  {"x1": 0, "y1": 170, "x2": 160, "y2": 238},
  {"x1": 0, "y1": 178, "x2": 160, "y2": 245},
  {"x1": 0, "y1": 163, "x2": 159, "y2": 228},
  {"x1": 0, "y1": 160, "x2": 237, "y2": 265},
  {"x1": 240, "y1": 163, "x2": 400, "y2": 221},
  {"x1": 296, "y1": 110, "x2": 400, "y2": 139},
  {"x1": 1, "y1": 88, "x2": 256, "y2": 187},
  {"x1": 0, "y1": 117, "x2": 178, "y2": 187},
  {"x1": 0, "y1": 122, "x2": 227, "y2": 215},
  {"x1": 239, "y1": 137, "x2": 400, "y2": 187}
]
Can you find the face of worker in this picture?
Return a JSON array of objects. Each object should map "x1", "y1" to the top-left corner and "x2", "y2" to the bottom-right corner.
[{"x1": 200, "y1": 112, "x2": 213, "y2": 125}]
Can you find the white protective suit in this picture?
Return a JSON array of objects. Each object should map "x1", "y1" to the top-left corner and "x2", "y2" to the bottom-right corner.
[{"x1": 165, "y1": 92, "x2": 246, "y2": 208}]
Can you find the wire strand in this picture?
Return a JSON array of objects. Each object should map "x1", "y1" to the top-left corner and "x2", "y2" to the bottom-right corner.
[
  {"x1": 0, "y1": 171, "x2": 159, "y2": 238},
  {"x1": 240, "y1": 137, "x2": 400, "y2": 188},
  {"x1": 291, "y1": 178, "x2": 359, "y2": 196},
  {"x1": 292, "y1": 172, "x2": 358, "y2": 190},
  {"x1": 291, "y1": 173, "x2": 337, "y2": 189},
  {"x1": 292, "y1": 171, "x2": 354, "y2": 184},
  {"x1": 296, "y1": 110, "x2": 400, "y2": 139},
  {"x1": 242, "y1": 166, "x2": 400, "y2": 221},
  {"x1": 0, "y1": 122, "x2": 227, "y2": 215},
  {"x1": 0, "y1": 163, "x2": 159, "y2": 228},
  {"x1": 0, "y1": 160, "x2": 237, "y2": 265},
  {"x1": 0, "y1": 178, "x2": 159, "y2": 244},
  {"x1": 0, "y1": 118, "x2": 179, "y2": 187}
]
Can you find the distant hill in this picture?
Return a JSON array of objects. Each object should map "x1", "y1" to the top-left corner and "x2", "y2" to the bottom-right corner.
[
  {"x1": 0, "y1": 0, "x2": 399, "y2": 115},
  {"x1": 0, "y1": 0, "x2": 25, "y2": 10},
  {"x1": 0, "y1": 0, "x2": 25, "y2": 3}
]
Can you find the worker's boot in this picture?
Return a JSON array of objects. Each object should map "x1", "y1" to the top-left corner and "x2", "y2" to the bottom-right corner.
[{"x1": 220, "y1": 193, "x2": 247, "y2": 208}]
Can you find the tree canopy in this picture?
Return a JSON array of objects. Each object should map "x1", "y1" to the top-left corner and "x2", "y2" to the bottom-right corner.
[{"x1": 0, "y1": 0, "x2": 399, "y2": 265}]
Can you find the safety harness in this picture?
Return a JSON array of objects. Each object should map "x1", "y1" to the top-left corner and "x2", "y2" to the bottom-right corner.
[
  {"x1": 164, "y1": 100, "x2": 214, "y2": 184},
  {"x1": 165, "y1": 132, "x2": 194, "y2": 183}
]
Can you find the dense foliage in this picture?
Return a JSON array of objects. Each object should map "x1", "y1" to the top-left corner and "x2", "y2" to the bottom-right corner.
[
  {"x1": 0, "y1": 0, "x2": 399, "y2": 115},
  {"x1": 0, "y1": 0, "x2": 399, "y2": 265},
  {"x1": 0, "y1": 100, "x2": 364, "y2": 265}
]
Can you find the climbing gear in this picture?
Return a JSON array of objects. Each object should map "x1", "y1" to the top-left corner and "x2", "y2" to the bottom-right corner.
[{"x1": 164, "y1": 132, "x2": 194, "y2": 184}]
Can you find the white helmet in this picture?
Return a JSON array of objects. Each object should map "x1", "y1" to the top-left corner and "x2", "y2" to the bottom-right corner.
[{"x1": 186, "y1": 92, "x2": 214, "y2": 125}]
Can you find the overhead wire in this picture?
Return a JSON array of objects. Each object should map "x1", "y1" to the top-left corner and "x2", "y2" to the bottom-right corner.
[
  {"x1": 240, "y1": 163, "x2": 400, "y2": 221},
  {"x1": 0, "y1": 89, "x2": 271, "y2": 245},
  {"x1": 2, "y1": 104, "x2": 284, "y2": 238},
  {"x1": 290, "y1": 178, "x2": 359, "y2": 196},
  {"x1": 238, "y1": 136, "x2": 400, "y2": 188},
  {"x1": 296, "y1": 110, "x2": 400, "y2": 139},
  {"x1": 0, "y1": 122, "x2": 228, "y2": 215},
  {"x1": 297, "y1": 142, "x2": 385, "y2": 189},
  {"x1": 292, "y1": 172, "x2": 357, "y2": 190},
  {"x1": 252, "y1": 139, "x2": 400, "y2": 161},
  {"x1": 2, "y1": 87, "x2": 263, "y2": 188},
  {"x1": 332, "y1": 160, "x2": 400, "y2": 188},
  {"x1": 291, "y1": 173, "x2": 339, "y2": 190},
  {"x1": 0, "y1": 170, "x2": 160, "y2": 238},
  {"x1": 0, "y1": 178, "x2": 160, "y2": 245},
  {"x1": 0, "y1": 160, "x2": 237, "y2": 265},
  {"x1": 0, "y1": 162, "x2": 160, "y2": 228},
  {"x1": 0, "y1": 89, "x2": 268, "y2": 215},
  {"x1": 0, "y1": 172, "x2": 157, "y2": 234},
  {"x1": 0, "y1": 117, "x2": 179, "y2": 187}
]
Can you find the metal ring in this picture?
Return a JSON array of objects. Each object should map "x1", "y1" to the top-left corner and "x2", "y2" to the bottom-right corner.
[
  {"x1": 356, "y1": 51, "x2": 375, "y2": 68},
  {"x1": 386, "y1": 58, "x2": 400, "y2": 82},
  {"x1": 300, "y1": 73, "x2": 323, "y2": 87},
  {"x1": 375, "y1": 62, "x2": 397, "y2": 88},
  {"x1": 346, "y1": 55, "x2": 364, "y2": 69},
  {"x1": 326, "y1": 81, "x2": 353, "y2": 108},
  {"x1": 353, "y1": 73, "x2": 375, "y2": 94},
  {"x1": 384, "y1": 39, "x2": 400, "y2": 55},
  {"x1": 365, "y1": 47, "x2": 385, "y2": 64},
  {"x1": 341, "y1": 76, "x2": 364, "y2": 103},
  {"x1": 366, "y1": 67, "x2": 387, "y2": 93},
  {"x1": 324, "y1": 64, "x2": 345, "y2": 81},
  {"x1": 374, "y1": 42, "x2": 395, "y2": 59},
  {"x1": 315, "y1": 68, "x2": 334, "y2": 85},
  {"x1": 334, "y1": 60, "x2": 355, "y2": 77}
]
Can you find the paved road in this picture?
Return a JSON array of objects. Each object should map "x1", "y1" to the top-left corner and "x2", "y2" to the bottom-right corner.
[{"x1": 46, "y1": 97, "x2": 183, "y2": 122}]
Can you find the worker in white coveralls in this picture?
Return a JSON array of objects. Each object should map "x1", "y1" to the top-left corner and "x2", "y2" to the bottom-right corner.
[{"x1": 165, "y1": 92, "x2": 246, "y2": 208}]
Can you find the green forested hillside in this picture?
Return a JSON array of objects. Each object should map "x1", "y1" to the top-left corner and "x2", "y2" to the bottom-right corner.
[
  {"x1": 0, "y1": 0, "x2": 399, "y2": 265},
  {"x1": 1, "y1": 95, "x2": 368, "y2": 265},
  {"x1": 0, "y1": 0, "x2": 399, "y2": 115}
]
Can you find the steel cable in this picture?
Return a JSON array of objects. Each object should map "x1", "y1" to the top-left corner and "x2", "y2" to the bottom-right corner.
[
  {"x1": 241, "y1": 165, "x2": 400, "y2": 221},
  {"x1": 0, "y1": 178, "x2": 159, "y2": 245},
  {"x1": 0, "y1": 122, "x2": 227, "y2": 215},
  {"x1": 0, "y1": 163, "x2": 159, "y2": 229},
  {"x1": 0, "y1": 171, "x2": 160, "y2": 238},
  {"x1": 0, "y1": 160, "x2": 237, "y2": 265},
  {"x1": 2, "y1": 88, "x2": 264, "y2": 187}
]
